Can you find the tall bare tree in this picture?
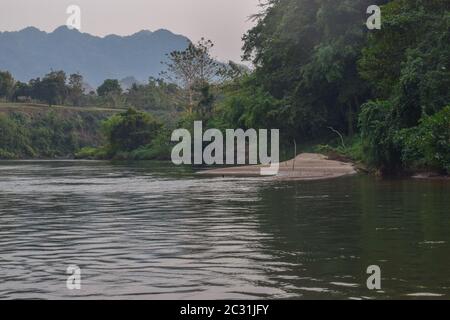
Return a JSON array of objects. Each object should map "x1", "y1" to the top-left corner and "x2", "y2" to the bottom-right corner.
[{"x1": 162, "y1": 38, "x2": 219, "y2": 113}]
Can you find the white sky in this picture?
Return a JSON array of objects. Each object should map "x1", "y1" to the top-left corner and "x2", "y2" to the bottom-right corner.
[{"x1": 0, "y1": 0, "x2": 261, "y2": 63}]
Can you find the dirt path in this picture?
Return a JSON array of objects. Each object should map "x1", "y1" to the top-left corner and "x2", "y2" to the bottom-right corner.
[{"x1": 198, "y1": 153, "x2": 357, "y2": 181}]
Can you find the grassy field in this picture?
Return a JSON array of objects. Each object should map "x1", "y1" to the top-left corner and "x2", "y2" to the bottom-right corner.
[{"x1": 0, "y1": 102, "x2": 125, "y2": 114}]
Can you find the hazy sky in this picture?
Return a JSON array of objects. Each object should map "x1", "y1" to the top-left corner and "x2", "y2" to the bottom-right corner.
[{"x1": 0, "y1": 0, "x2": 261, "y2": 63}]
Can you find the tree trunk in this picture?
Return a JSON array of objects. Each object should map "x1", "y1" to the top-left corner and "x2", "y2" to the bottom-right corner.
[{"x1": 188, "y1": 88, "x2": 194, "y2": 114}]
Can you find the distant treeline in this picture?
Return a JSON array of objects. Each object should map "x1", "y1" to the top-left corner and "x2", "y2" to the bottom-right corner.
[
  {"x1": 0, "y1": 37, "x2": 235, "y2": 161},
  {"x1": 0, "y1": 70, "x2": 185, "y2": 123}
]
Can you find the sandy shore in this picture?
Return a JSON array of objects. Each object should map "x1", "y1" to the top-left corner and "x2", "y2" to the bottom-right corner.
[{"x1": 198, "y1": 153, "x2": 357, "y2": 181}]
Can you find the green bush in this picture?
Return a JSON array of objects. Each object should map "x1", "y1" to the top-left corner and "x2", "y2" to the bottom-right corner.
[
  {"x1": 358, "y1": 101, "x2": 403, "y2": 174},
  {"x1": 102, "y1": 107, "x2": 162, "y2": 153},
  {"x1": 74, "y1": 147, "x2": 99, "y2": 159},
  {"x1": 76, "y1": 108, "x2": 170, "y2": 161},
  {"x1": 396, "y1": 106, "x2": 450, "y2": 174},
  {"x1": 0, "y1": 113, "x2": 34, "y2": 158},
  {"x1": 130, "y1": 129, "x2": 172, "y2": 160},
  {"x1": 0, "y1": 148, "x2": 17, "y2": 159},
  {"x1": 359, "y1": 102, "x2": 450, "y2": 175},
  {"x1": 315, "y1": 137, "x2": 364, "y2": 163},
  {"x1": 0, "y1": 110, "x2": 106, "y2": 159}
]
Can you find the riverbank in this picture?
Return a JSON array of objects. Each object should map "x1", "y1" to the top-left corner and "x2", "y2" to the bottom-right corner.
[
  {"x1": 412, "y1": 172, "x2": 450, "y2": 181},
  {"x1": 0, "y1": 103, "x2": 120, "y2": 159},
  {"x1": 198, "y1": 153, "x2": 357, "y2": 181}
]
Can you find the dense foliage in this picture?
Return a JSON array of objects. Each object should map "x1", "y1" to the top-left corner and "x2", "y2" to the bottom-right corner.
[
  {"x1": 0, "y1": 70, "x2": 185, "y2": 120},
  {"x1": 0, "y1": 71, "x2": 15, "y2": 100},
  {"x1": 397, "y1": 106, "x2": 450, "y2": 174},
  {"x1": 215, "y1": 0, "x2": 449, "y2": 174},
  {"x1": 0, "y1": 110, "x2": 107, "y2": 159},
  {"x1": 77, "y1": 108, "x2": 170, "y2": 160},
  {"x1": 219, "y1": 0, "x2": 387, "y2": 139},
  {"x1": 358, "y1": 0, "x2": 450, "y2": 174},
  {"x1": 103, "y1": 108, "x2": 162, "y2": 152},
  {"x1": 125, "y1": 78, "x2": 185, "y2": 122}
]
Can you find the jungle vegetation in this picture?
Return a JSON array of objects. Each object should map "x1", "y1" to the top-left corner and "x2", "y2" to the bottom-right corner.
[{"x1": 1, "y1": 0, "x2": 448, "y2": 174}]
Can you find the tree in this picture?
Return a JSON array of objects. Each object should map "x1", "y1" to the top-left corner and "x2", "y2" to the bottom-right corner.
[
  {"x1": 217, "y1": 61, "x2": 249, "y2": 82},
  {"x1": 0, "y1": 71, "x2": 15, "y2": 100},
  {"x1": 124, "y1": 78, "x2": 185, "y2": 122},
  {"x1": 224, "y1": 0, "x2": 389, "y2": 141},
  {"x1": 162, "y1": 38, "x2": 220, "y2": 113},
  {"x1": 39, "y1": 71, "x2": 68, "y2": 106},
  {"x1": 196, "y1": 83, "x2": 215, "y2": 119},
  {"x1": 398, "y1": 106, "x2": 450, "y2": 174},
  {"x1": 358, "y1": 0, "x2": 450, "y2": 173},
  {"x1": 97, "y1": 79, "x2": 122, "y2": 97},
  {"x1": 12, "y1": 81, "x2": 31, "y2": 102},
  {"x1": 102, "y1": 107, "x2": 162, "y2": 152},
  {"x1": 68, "y1": 73, "x2": 84, "y2": 106},
  {"x1": 97, "y1": 79, "x2": 122, "y2": 107}
]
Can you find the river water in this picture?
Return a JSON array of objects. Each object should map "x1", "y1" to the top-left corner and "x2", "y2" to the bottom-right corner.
[{"x1": 0, "y1": 161, "x2": 449, "y2": 299}]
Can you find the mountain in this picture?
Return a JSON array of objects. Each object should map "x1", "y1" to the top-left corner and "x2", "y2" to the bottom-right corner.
[{"x1": 0, "y1": 26, "x2": 190, "y2": 87}]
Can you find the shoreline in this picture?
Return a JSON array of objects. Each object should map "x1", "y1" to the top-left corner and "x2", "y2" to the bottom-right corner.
[
  {"x1": 412, "y1": 173, "x2": 450, "y2": 181},
  {"x1": 0, "y1": 157, "x2": 448, "y2": 181}
]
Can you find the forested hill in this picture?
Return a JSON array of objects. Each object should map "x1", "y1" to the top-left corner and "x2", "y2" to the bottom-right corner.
[{"x1": 0, "y1": 26, "x2": 190, "y2": 86}]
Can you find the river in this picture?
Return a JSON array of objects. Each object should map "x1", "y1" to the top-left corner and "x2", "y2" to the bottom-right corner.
[{"x1": 0, "y1": 161, "x2": 449, "y2": 299}]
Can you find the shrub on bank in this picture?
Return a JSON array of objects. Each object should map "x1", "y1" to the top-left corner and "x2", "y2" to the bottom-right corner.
[
  {"x1": 76, "y1": 108, "x2": 172, "y2": 161},
  {"x1": 0, "y1": 109, "x2": 108, "y2": 159},
  {"x1": 396, "y1": 106, "x2": 450, "y2": 174}
]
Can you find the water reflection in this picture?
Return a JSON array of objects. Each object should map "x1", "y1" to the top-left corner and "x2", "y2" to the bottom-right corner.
[{"x1": 0, "y1": 161, "x2": 449, "y2": 299}]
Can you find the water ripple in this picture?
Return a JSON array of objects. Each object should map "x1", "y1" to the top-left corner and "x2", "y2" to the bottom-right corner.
[{"x1": 0, "y1": 161, "x2": 449, "y2": 299}]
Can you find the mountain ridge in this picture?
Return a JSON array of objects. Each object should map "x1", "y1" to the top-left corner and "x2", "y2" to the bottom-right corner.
[{"x1": 0, "y1": 26, "x2": 191, "y2": 86}]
